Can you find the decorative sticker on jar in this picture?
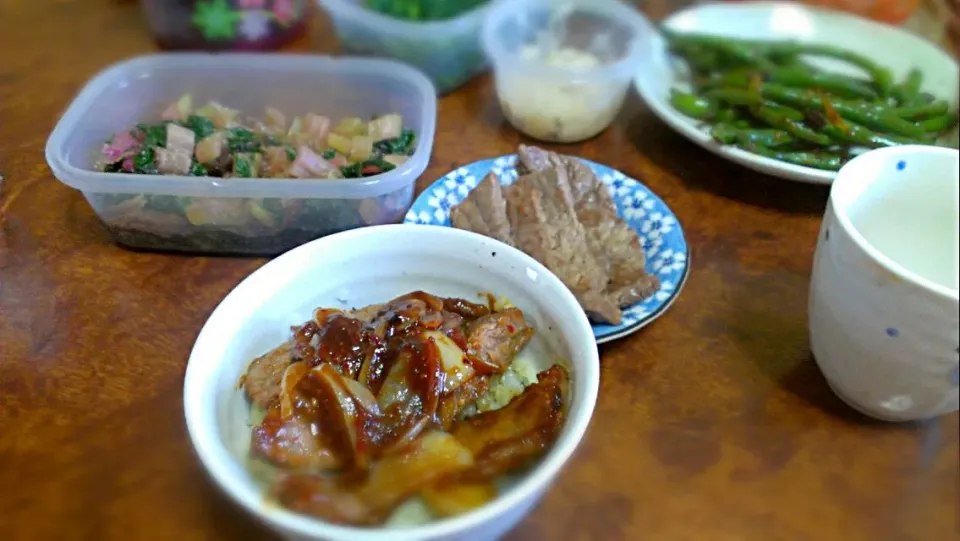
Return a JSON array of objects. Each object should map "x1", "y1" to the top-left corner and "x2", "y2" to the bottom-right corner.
[
  {"x1": 191, "y1": 0, "x2": 306, "y2": 42},
  {"x1": 192, "y1": 0, "x2": 242, "y2": 40}
]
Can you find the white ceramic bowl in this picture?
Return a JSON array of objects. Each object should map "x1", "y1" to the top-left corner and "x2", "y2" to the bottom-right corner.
[
  {"x1": 634, "y1": 1, "x2": 960, "y2": 185},
  {"x1": 183, "y1": 224, "x2": 600, "y2": 541},
  {"x1": 809, "y1": 145, "x2": 959, "y2": 421}
]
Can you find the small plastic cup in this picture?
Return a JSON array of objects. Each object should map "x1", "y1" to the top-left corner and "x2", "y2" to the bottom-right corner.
[{"x1": 481, "y1": 0, "x2": 654, "y2": 143}]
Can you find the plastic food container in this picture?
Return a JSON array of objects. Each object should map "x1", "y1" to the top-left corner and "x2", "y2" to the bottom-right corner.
[
  {"x1": 482, "y1": 0, "x2": 654, "y2": 143},
  {"x1": 45, "y1": 54, "x2": 436, "y2": 256},
  {"x1": 316, "y1": 0, "x2": 490, "y2": 94},
  {"x1": 139, "y1": 0, "x2": 312, "y2": 51}
]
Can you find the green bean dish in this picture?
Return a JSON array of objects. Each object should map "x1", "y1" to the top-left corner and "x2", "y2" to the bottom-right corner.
[{"x1": 663, "y1": 29, "x2": 959, "y2": 171}]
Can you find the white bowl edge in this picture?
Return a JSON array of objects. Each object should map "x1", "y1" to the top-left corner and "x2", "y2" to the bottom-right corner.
[{"x1": 183, "y1": 224, "x2": 601, "y2": 541}]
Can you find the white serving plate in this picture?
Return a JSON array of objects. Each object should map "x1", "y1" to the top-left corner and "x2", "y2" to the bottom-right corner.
[{"x1": 634, "y1": 1, "x2": 959, "y2": 185}]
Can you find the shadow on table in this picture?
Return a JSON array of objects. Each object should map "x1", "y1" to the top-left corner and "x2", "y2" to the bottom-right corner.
[
  {"x1": 777, "y1": 354, "x2": 896, "y2": 425},
  {"x1": 625, "y1": 102, "x2": 832, "y2": 217},
  {"x1": 710, "y1": 273, "x2": 901, "y2": 427}
]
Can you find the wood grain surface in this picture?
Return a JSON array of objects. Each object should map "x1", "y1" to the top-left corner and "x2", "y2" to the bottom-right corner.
[{"x1": 0, "y1": 1, "x2": 957, "y2": 540}]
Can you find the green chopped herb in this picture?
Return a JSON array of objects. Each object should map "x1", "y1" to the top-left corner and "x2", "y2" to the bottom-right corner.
[
  {"x1": 190, "y1": 162, "x2": 209, "y2": 176},
  {"x1": 227, "y1": 127, "x2": 260, "y2": 153},
  {"x1": 234, "y1": 153, "x2": 256, "y2": 177},
  {"x1": 286, "y1": 146, "x2": 298, "y2": 161},
  {"x1": 133, "y1": 146, "x2": 158, "y2": 174},
  {"x1": 340, "y1": 158, "x2": 397, "y2": 178},
  {"x1": 137, "y1": 122, "x2": 169, "y2": 148},
  {"x1": 373, "y1": 128, "x2": 417, "y2": 156},
  {"x1": 340, "y1": 162, "x2": 362, "y2": 178},
  {"x1": 321, "y1": 149, "x2": 336, "y2": 160},
  {"x1": 185, "y1": 115, "x2": 216, "y2": 139}
]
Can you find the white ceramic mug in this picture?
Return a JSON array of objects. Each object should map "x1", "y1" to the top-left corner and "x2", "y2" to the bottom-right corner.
[{"x1": 809, "y1": 145, "x2": 960, "y2": 422}]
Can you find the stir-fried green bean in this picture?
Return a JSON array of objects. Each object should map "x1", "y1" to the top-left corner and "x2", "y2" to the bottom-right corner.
[{"x1": 661, "y1": 29, "x2": 957, "y2": 170}]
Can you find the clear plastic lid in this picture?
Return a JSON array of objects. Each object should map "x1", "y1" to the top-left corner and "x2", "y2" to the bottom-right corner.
[
  {"x1": 45, "y1": 53, "x2": 437, "y2": 199},
  {"x1": 481, "y1": 0, "x2": 653, "y2": 83},
  {"x1": 319, "y1": 0, "x2": 490, "y2": 39}
]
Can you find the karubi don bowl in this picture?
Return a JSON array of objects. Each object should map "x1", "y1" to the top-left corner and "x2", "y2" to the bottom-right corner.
[{"x1": 183, "y1": 224, "x2": 600, "y2": 541}]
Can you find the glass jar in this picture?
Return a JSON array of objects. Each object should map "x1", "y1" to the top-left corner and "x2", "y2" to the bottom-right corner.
[{"x1": 140, "y1": 0, "x2": 311, "y2": 51}]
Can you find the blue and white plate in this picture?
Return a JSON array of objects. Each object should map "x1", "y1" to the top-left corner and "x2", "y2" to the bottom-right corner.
[{"x1": 404, "y1": 155, "x2": 689, "y2": 343}]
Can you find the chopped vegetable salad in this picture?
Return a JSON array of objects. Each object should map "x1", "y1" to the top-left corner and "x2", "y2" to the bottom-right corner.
[{"x1": 99, "y1": 94, "x2": 417, "y2": 179}]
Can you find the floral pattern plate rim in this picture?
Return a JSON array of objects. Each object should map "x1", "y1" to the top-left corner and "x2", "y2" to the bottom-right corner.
[{"x1": 403, "y1": 155, "x2": 690, "y2": 344}]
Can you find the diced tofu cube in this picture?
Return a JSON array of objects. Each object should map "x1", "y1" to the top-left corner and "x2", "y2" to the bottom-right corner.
[
  {"x1": 333, "y1": 117, "x2": 365, "y2": 137},
  {"x1": 264, "y1": 107, "x2": 287, "y2": 133},
  {"x1": 155, "y1": 147, "x2": 193, "y2": 175},
  {"x1": 195, "y1": 133, "x2": 225, "y2": 165},
  {"x1": 196, "y1": 101, "x2": 239, "y2": 129},
  {"x1": 327, "y1": 132, "x2": 352, "y2": 155},
  {"x1": 367, "y1": 113, "x2": 403, "y2": 142},
  {"x1": 348, "y1": 135, "x2": 374, "y2": 162},
  {"x1": 161, "y1": 94, "x2": 193, "y2": 122},
  {"x1": 383, "y1": 154, "x2": 409, "y2": 167},
  {"x1": 302, "y1": 113, "x2": 331, "y2": 139},
  {"x1": 165, "y1": 123, "x2": 196, "y2": 153},
  {"x1": 288, "y1": 116, "x2": 302, "y2": 136}
]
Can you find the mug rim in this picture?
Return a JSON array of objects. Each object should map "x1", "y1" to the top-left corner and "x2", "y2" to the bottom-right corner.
[{"x1": 830, "y1": 145, "x2": 959, "y2": 302}]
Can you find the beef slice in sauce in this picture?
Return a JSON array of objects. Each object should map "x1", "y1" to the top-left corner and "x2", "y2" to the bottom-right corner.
[
  {"x1": 421, "y1": 364, "x2": 568, "y2": 518},
  {"x1": 450, "y1": 364, "x2": 567, "y2": 482},
  {"x1": 245, "y1": 303, "x2": 400, "y2": 409},
  {"x1": 244, "y1": 342, "x2": 295, "y2": 410},
  {"x1": 449, "y1": 172, "x2": 515, "y2": 247},
  {"x1": 463, "y1": 307, "x2": 534, "y2": 373},
  {"x1": 505, "y1": 170, "x2": 623, "y2": 324},
  {"x1": 436, "y1": 307, "x2": 534, "y2": 425},
  {"x1": 273, "y1": 431, "x2": 474, "y2": 526}
]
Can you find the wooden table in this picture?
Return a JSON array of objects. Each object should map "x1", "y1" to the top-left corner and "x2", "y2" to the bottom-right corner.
[{"x1": 0, "y1": 2, "x2": 956, "y2": 540}]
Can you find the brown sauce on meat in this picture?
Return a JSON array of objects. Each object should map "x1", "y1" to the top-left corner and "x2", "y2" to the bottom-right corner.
[{"x1": 244, "y1": 291, "x2": 563, "y2": 526}]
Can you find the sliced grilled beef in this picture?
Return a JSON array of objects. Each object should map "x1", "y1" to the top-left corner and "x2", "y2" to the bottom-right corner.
[
  {"x1": 506, "y1": 170, "x2": 623, "y2": 324},
  {"x1": 450, "y1": 173, "x2": 515, "y2": 247}
]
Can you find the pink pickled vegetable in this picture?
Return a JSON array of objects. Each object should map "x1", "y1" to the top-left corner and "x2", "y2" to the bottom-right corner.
[
  {"x1": 289, "y1": 146, "x2": 341, "y2": 179},
  {"x1": 101, "y1": 130, "x2": 142, "y2": 163}
]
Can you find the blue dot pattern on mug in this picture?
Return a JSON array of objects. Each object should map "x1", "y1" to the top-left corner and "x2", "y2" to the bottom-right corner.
[
  {"x1": 885, "y1": 327, "x2": 899, "y2": 337},
  {"x1": 896, "y1": 160, "x2": 906, "y2": 171}
]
